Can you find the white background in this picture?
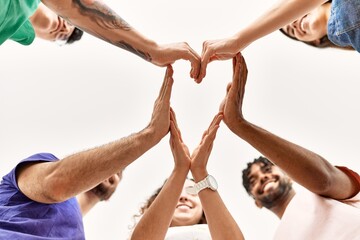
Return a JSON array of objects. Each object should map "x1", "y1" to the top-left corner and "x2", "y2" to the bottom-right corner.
[{"x1": 0, "y1": 0, "x2": 359, "y2": 239}]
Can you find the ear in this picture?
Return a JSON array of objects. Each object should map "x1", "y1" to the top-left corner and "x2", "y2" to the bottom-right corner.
[{"x1": 255, "y1": 199, "x2": 263, "y2": 209}]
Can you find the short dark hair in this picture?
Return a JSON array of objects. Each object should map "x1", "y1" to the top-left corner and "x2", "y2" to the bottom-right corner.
[
  {"x1": 65, "y1": 27, "x2": 84, "y2": 45},
  {"x1": 242, "y1": 156, "x2": 274, "y2": 195}
]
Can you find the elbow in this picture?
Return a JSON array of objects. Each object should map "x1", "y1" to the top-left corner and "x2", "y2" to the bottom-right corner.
[{"x1": 311, "y1": 171, "x2": 333, "y2": 196}]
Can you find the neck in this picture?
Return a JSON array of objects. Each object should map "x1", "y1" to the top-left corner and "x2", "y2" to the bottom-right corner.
[{"x1": 269, "y1": 188, "x2": 296, "y2": 219}]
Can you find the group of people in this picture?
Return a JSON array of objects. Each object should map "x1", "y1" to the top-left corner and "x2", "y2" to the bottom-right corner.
[{"x1": 1, "y1": 0, "x2": 360, "y2": 239}]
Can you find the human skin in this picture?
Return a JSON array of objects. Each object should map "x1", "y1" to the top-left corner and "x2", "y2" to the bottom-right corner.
[
  {"x1": 220, "y1": 53, "x2": 359, "y2": 204},
  {"x1": 199, "y1": 0, "x2": 328, "y2": 82},
  {"x1": 17, "y1": 65, "x2": 174, "y2": 204},
  {"x1": 76, "y1": 172, "x2": 122, "y2": 216},
  {"x1": 281, "y1": 3, "x2": 330, "y2": 43},
  {"x1": 131, "y1": 111, "x2": 245, "y2": 240},
  {"x1": 29, "y1": 3, "x2": 75, "y2": 42},
  {"x1": 41, "y1": 0, "x2": 201, "y2": 80}
]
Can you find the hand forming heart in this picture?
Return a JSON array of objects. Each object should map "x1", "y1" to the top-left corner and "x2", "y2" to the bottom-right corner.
[{"x1": 166, "y1": 52, "x2": 248, "y2": 181}]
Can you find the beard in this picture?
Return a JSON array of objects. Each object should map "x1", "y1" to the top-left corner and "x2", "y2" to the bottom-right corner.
[{"x1": 259, "y1": 178, "x2": 292, "y2": 209}]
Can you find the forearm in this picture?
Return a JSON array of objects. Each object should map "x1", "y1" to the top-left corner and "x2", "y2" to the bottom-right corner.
[
  {"x1": 191, "y1": 170, "x2": 244, "y2": 240},
  {"x1": 200, "y1": 192, "x2": 244, "y2": 240},
  {"x1": 19, "y1": 128, "x2": 158, "y2": 203},
  {"x1": 234, "y1": 0, "x2": 328, "y2": 49},
  {"x1": 232, "y1": 120, "x2": 348, "y2": 196},
  {"x1": 42, "y1": 0, "x2": 158, "y2": 62},
  {"x1": 131, "y1": 167, "x2": 188, "y2": 240}
]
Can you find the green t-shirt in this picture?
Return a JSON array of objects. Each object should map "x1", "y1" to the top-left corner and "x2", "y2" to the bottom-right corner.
[{"x1": 0, "y1": 0, "x2": 40, "y2": 45}]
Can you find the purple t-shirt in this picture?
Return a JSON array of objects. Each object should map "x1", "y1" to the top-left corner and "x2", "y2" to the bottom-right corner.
[{"x1": 0, "y1": 153, "x2": 85, "y2": 239}]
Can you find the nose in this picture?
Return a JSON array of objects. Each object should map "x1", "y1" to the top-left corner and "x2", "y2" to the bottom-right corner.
[
  {"x1": 179, "y1": 188, "x2": 191, "y2": 202},
  {"x1": 107, "y1": 173, "x2": 121, "y2": 185},
  {"x1": 55, "y1": 21, "x2": 74, "y2": 42},
  {"x1": 179, "y1": 196, "x2": 189, "y2": 203},
  {"x1": 290, "y1": 20, "x2": 299, "y2": 32},
  {"x1": 260, "y1": 174, "x2": 269, "y2": 185},
  {"x1": 60, "y1": 22, "x2": 73, "y2": 34}
]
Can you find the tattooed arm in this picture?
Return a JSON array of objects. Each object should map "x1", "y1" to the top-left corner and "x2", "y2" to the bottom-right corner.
[{"x1": 41, "y1": 0, "x2": 201, "y2": 80}]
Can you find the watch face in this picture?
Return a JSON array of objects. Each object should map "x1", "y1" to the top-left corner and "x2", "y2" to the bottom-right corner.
[{"x1": 208, "y1": 175, "x2": 218, "y2": 190}]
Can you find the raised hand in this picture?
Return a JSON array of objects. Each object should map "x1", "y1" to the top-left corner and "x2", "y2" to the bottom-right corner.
[
  {"x1": 169, "y1": 109, "x2": 191, "y2": 170},
  {"x1": 148, "y1": 65, "x2": 174, "y2": 142},
  {"x1": 190, "y1": 113, "x2": 223, "y2": 180},
  {"x1": 220, "y1": 53, "x2": 248, "y2": 134}
]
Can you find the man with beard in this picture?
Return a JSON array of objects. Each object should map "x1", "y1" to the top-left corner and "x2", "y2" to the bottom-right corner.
[
  {"x1": 220, "y1": 53, "x2": 360, "y2": 239},
  {"x1": 0, "y1": 66, "x2": 175, "y2": 239}
]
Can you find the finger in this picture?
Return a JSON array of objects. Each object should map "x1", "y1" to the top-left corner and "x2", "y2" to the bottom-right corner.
[
  {"x1": 169, "y1": 120, "x2": 177, "y2": 147},
  {"x1": 173, "y1": 43, "x2": 200, "y2": 81},
  {"x1": 231, "y1": 56, "x2": 241, "y2": 92},
  {"x1": 201, "y1": 41, "x2": 208, "y2": 57},
  {"x1": 170, "y1": 108, "x2": 184, "y2": 142},
  {"x1": 170, "y1": 119, "x2": 181, "y2": 143},
  {"x1": 200, "y1": 125, "x2": 219, "y2": 152},
  {"x1": 208, "y1": 125, "x2": 220, "y2": 138},
  {"x1": 170, "y1": 108, "x2": 178, "y2": 127},
  {"x1": 185, "y1": 46, "x2": 201, "y2": 80},
  {"x1": 158, "y1": 65, "x2": 173, "y2": 99},
  {"x1": 208, "y1": 112, "x2": 223, "y2": 131},
  {"x1": 219, "y1": 98, "x2": 226, "y2": 112},
  {"x1": 232, "y1": 54, "x2": 237, "y2": 75},
  {"x1": 161, "y1": 65, "x2": 174, "y2": 101},
  {"x1": 226, "y1": 82, "x2": 232, "y2": 93},
  {"x1": 182, "y1": 50, "x2": 200, "y2": 80},
  {"x1": 199, "y1": 44, "x2": 214, "y2": 83},
  {"x1": 238, "y1": 53, "x2": 248, "y2": 79},
  {"x1": 202, "y1": 125, "x2": 220, "y2": 150}
]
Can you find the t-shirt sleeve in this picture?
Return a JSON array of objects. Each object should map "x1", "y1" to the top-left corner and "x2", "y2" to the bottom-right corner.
[{"x1": 3, "y1": 153, "x2": 59, "y2": 191}]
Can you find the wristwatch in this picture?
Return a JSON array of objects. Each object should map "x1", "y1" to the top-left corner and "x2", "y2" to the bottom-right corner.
[{"x1": 186, "y1": 175, "x2": 218, "y2": 194}]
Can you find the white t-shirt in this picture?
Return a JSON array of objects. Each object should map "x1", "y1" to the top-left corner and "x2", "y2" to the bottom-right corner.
[
  {"x1": 165, "y1": 224, "x2": 211, "y2": 240},
  {"x1": 274, "y1": 185, "x2": 360, "y2": 240}
]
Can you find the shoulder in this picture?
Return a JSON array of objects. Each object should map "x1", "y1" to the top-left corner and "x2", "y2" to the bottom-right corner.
[{"x1": 1, "y1": 153, "x2": 59, "y2": 189}]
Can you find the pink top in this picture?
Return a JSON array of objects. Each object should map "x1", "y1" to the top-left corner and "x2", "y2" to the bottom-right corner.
[{"x1": 274, "y1": 167, "x2": 360, "y2": 240}]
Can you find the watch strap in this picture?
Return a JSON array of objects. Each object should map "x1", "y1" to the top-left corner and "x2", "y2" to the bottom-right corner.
[{"x1": 186, "y1": 175, "x2": 214, "y2": 194}]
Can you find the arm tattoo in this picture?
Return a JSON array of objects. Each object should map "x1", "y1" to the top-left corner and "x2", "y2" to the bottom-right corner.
[
  {"x1": 73, "y1": 0, "x2": 131, "y2": 30},
  {"x1": 116, "y1": 41, "x2": 152, "y2": 62},
  {"x1": 72, "y1": 0, "x2": 153, "y2": 62}
]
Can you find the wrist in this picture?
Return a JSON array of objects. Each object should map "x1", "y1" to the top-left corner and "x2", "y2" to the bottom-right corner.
[
  {"x1": 173, "y1": 165, "x2": 190, "y2": 175},
  {"x1": 233, "y1": 30, "x2": 252, "y2": 51},
  {"x1": 186, "y1": 174, "x2": 218, "y2": 195},
  {"x1": 191, "y1": 169, "x2": 208, "y2": 182},
  {"x1": 229, "y1": 119, "x2": 251, "y2": 137},
  {"x1": 147, "y1": 41, "x2": 162, "y2": 64},
  {"x1": 141, "y1": 126, "x2": 161, "y2": 147}
]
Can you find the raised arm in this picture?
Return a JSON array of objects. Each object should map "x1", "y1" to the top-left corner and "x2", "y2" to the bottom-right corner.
[
  {"x1": 221, "y1": 53, "x2": 359, "y2": 200},
  {"x1": 131, "y1": 109, "x2": 191, "y2": 240},
  {"x1": 76, "y1": 172, "x2": 122, "y2": 216},
  {"x1": 41, "y1": 0, "x2": 200, "y2": 80},
  {"x1": 190, "y1": 113, "x2": 244, "y2": 240},
  {"x1": 17, "y1": 66, "x2": 174, "y2": 204},
  {"x1": 198, "y1": 0, "x2": 327, "y2": 82}
]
